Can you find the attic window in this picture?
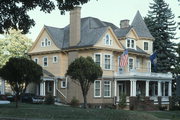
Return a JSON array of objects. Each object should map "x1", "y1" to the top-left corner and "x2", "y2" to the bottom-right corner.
[
  {"x1": 41, "y1": 38, "x2": 51, "y2": 47},
  {"x1": 126, "y1": 38, "x2": 135, "y2": 49},
  {"x1": 104, "y1": 34, "x2": 112, "y2": 46}
]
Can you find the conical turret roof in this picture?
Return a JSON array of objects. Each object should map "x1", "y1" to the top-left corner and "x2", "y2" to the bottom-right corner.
[{"x1": 131, "y1": 11, "x2": 154, "y2": 39}]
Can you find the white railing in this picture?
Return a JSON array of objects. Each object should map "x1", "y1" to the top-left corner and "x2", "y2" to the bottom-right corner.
[{"x1": 114, "y1": 71, "x2": 172, "y2": 79}]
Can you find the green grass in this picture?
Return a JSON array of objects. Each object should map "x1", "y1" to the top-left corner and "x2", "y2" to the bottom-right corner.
[
  {"x1": 145, "y1": 111, "x2": 180, "y2": 120},
  {"x1": 0, "y1": 103, "x2": 164, "y2": 120}
]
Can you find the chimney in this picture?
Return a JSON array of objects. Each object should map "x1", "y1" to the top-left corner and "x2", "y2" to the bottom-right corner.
[
  {"x1": 120, "y1": 19, "x2": 130, "y2": 28},
  {"x1": 69, "y1": 6, "x2": 81, "y2": 47}
]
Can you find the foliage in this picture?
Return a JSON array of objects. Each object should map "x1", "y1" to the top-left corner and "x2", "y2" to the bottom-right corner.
[
  {"x1": 44, "y1": 94, "x2": 55, "y2": 105},
  {"x1": 70, "y1": 96, "x2": 80, "y2": 107},
  {"x1": 66, "y1": 56, "x2": 102, "y2": 108},
  {"x1": 118, "y1": 94, "x2": 127, "y2": 109},
  {"x1": 144, "y1": 0, "x2": 177, "y2": 73},
  {"x1": 0, "y1": 57, "x2": 43, "y2": 107},
  {"x1": 173, "y1": 43, "x2": 180, "y2": 76},
  {"x1": 0, "y1": 29, "x2": 32, "y2": 68},
  {"x1": 0, "y1": 0, "x2": 91, "y2": 34}
]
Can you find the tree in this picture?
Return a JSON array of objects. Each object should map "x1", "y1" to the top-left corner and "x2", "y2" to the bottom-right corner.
[
  {"x1": 144, "y1": 0, "x2": 177, "y2": 73},
  {"x1": 0, "y1": 0, "x2": 91, "y2": 34},
  {"x1": 173, "y1": 42, "x2": 180, "y2": 76},
  {"x1": 0, "y1": 57, "x2": 43, "y2": 108},
  {"x1": 66, "y1": 56, "x2": 102, "y2": 108},
  {"x1": 0, "y1": 29, "x2": 32, "y2": 68}
]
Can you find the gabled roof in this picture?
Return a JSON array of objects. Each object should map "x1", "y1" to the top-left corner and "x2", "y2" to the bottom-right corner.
[
  {"x1": 131, "y1": 11, "x2": 154, "y2": 39},
  {"x1": 45, "y1": 17, "x2": 110, "y2": 49}
]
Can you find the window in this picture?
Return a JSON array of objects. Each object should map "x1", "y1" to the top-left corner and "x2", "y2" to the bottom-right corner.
[
  {"x1": 94, "y1": 53, "x2": 101, "y2": 66},
  {"x1": 34, "y1": 58, "x2": 38, "y2": 63},
  {"x1": 94, "y1": 80, "x2": 101, "y2": 97},
  {"x1": 41, "y1": 38, "x2": 51, "y2": 47},
  {"x1": 47, "y1": 82, "x2": 53, "y2": 92},
  {"x1": 128, "y1": 58, "x2": 134, "y2": 71},
  {"x1": 61, "y1": 80, "x2": 67, "y2": 88},
  {"x1": 104, "y1": 34, "x2": 112, "y2": 46},
  {"x1": 126, "y1": 38, "x2": 135, "y2": 49},
  {"x1": 104, "y1": 54, "x2": 111, "y2": 70},
  {"x1": 53, "y1": 56, "x2": 58, "y2": 63},
  {"x1": 144, "y1": 42, "x2": 149, "y2": 50},
  {"x1": 104, "y1": 81, "x2": 111, "y2": 97},
  {"x1": 136, "y1": 58, "x2": 140, "y2": 69},
  {"x1": 43, "y1": 57, "x2": 48, "y2": 67}
]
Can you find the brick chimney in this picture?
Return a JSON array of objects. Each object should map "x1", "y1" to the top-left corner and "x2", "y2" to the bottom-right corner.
[
  {"x1": 120, "y1": 19, "x2": 130, "y2": 28},
  {"x1": 69, "y1": 6, "x2": 81, "y2": 46}
]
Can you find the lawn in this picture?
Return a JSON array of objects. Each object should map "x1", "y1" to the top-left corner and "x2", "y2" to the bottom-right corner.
[{"x1": 0, "y1": 103, "x2": 177, "y2": 120}]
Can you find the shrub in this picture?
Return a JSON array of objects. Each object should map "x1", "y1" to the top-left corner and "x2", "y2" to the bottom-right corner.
[
  {"x1": 119, "y1": 94, "x2": 127, "y2": 109},
  {"x1": 44, "y1": 94, "x2": 54, "y2": 105},
  {"x1": 70, "y1": 97, "x2": 79, "y2": 107}
]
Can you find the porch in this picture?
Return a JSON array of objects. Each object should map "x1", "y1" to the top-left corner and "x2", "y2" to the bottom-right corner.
[{"x1": 114, "y1": 71, "x2": 172, "y2": 105}]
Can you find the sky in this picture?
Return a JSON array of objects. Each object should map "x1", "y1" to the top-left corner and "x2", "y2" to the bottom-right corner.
[{"x1": 26, "y1": 0, "x2": 179, "y2": 42}]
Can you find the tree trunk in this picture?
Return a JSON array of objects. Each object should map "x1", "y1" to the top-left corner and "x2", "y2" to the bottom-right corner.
[
  {"x1": 83, "y1": 94, "x2": 88, "y2": 109},
  {"x1": 15, "y1": 93, "x2": 19, "y2": 108}
]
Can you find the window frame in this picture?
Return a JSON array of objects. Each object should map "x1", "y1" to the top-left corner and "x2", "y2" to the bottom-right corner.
[
  {"x1": 144, "y1": 42, "x2": 149, "y2": 51},
  {"x1": 104, "y1": 80, "x2": 111, "y2": 97},
  {"x1": 126, "y1": 38, "x2": 136, "y2": 49},
  {"x1": 136, "y1": 58, "x2": 141, "y2": 69},
  {"x1": 61, "y1": 80, "x2": 67, "y2": 88},
  {"x1": 94, "y1": 53, "x2": 102, "y2": 67},
  {"x1": 104, "y1": 54, "x2": 112, "y2": 70},
  {"x1": 53, "y1": 56, "x2": 58, "y2": 63},
  {"x1": 43, "y1": 56, "x2": 48, "y2": 67},
  {"x1": 94, "y1": 80, "x2": 101, "y2": 97},
  {"x1": 104, "y1": 34, "x2": 112, "y2": 46},
  {"x1": 128, "y1": 57, "x2": 134, "y2": 72}
]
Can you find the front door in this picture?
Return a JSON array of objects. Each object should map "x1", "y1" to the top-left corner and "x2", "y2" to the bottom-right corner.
[{"x1": 119, "y1": 84, "x2": 124, "y2": 96}]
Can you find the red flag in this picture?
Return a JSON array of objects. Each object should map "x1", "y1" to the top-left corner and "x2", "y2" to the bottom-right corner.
[{"x1": 120, "y1": 49, "x2": 128, "y2": 67}]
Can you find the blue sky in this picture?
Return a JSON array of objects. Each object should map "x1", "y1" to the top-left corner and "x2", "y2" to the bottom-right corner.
[{"x1": 26, "y1": 0, "x2": 179, "y2": 42}]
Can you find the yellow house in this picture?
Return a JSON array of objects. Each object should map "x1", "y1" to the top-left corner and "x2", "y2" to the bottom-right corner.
[{"x1": 28, "y1": 7, "x2": 172, "y2": 109}]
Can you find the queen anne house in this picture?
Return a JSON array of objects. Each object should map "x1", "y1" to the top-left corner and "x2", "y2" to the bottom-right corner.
[{"x1": 27, "y1": 7, "x2": 173, "y2": 109}]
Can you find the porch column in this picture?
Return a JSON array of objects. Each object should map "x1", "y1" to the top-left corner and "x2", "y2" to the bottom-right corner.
[
  {"x1": 43, "y1": 82, "x2": 46, "y2": 96},
  {"x1": 158, "y1": 81, "x2": 162, "y2": 96},
  {"x1": 130, "y1": 80, "x2": 133, "y2": 96},
  {"x1": 1, "y1": 79, "x2": 5, "y2": 95},
  {"x1": 146, "y1": 80, "x2": 149, "y2": 96},
  {"x1": 168, "y1": 81, "x2": 172, "y2": 96},
  {"x1": 114, "y1": 79, "x2": 117, "y2": 96},
  {"x1": 40, "y1": 82, "x2": 44, "y2": 96},
  {"x1": 133, "y1": 80, "x2": 137, "y2": 96},
  {"x1": 53, "y1": 80, "x2": 56, "y2": 96}
]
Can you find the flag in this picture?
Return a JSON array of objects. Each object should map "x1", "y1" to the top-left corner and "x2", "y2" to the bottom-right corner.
[
  {"x1": 120, "y1": 49, "x2": 128, "y2": 67},
  {"x1": 150, "y1": 52, "x2": 157, "y2": 72}
]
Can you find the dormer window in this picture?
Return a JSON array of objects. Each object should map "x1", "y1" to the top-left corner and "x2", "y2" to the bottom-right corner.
[
  {"x1": 144, "y1": 42, "x2": 149, "y2": 50},
  {"x1": 104, "y1": 34, "x2": 112, "y2": 46},
  {"x1": 41, "y1": 38, "x2": 51, "y2": 47},
  {"x1": 126, "y1": 38, "x2": 135, "y2": 49}
]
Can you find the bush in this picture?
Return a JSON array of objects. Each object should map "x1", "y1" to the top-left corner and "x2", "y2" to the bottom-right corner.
[
  {"x1": 70, "y1": 97, "x2": 79, "y2": 107},
  {"x1": 44, "y1": 94, "x2": 54, "y2": 104},
  {"x1": 119, "y1": 94, "x2": 127, "y2": 109}
]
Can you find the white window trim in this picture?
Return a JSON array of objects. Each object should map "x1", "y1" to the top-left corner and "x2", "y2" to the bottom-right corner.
[
  {"x1": 104, "y1": 54, "x2": 112, "y2": 70},
  {"x1": 61, "y1": 80, "x2": 67, "y2": 88},
  {"x1": 126, "y1": 38, "x2": 136, "y2": 49},
  {"x1": 104, "y1": 80, "x2": 111, "y2": 97},
  {"x1": 94, "y1": 80, "x2": 101, "y2": 97},
  {"x1": 41, "y1": 37, "x2": 51, "y2": 47},
  {"x1": 33, "y1": 58, "x2": 39, "y2": 63},
  {"x1": 47, "y1": 40, "x2": 51, "y2": 46},
  {"x1": 128, "y1": 57, "x2": 134, "y2": 72},
  {"x1": 94, "y1": 53, "x2": 102, "y2": 67},
  {"x1": 143, "y1": 41, "x2": 149, "y2": 51},
  {"x1": 53, "y1": 56, "x2": 58, "y2": 63},
  {"x1": 43, "y1": 56, "x2": 48, "y2": 67},
  {"x1": 136, "y1": 58, "x2": 141, "y2": 69},
  {"x1": 104, "y1": 34, "x2": 113, "y2": 46}
]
